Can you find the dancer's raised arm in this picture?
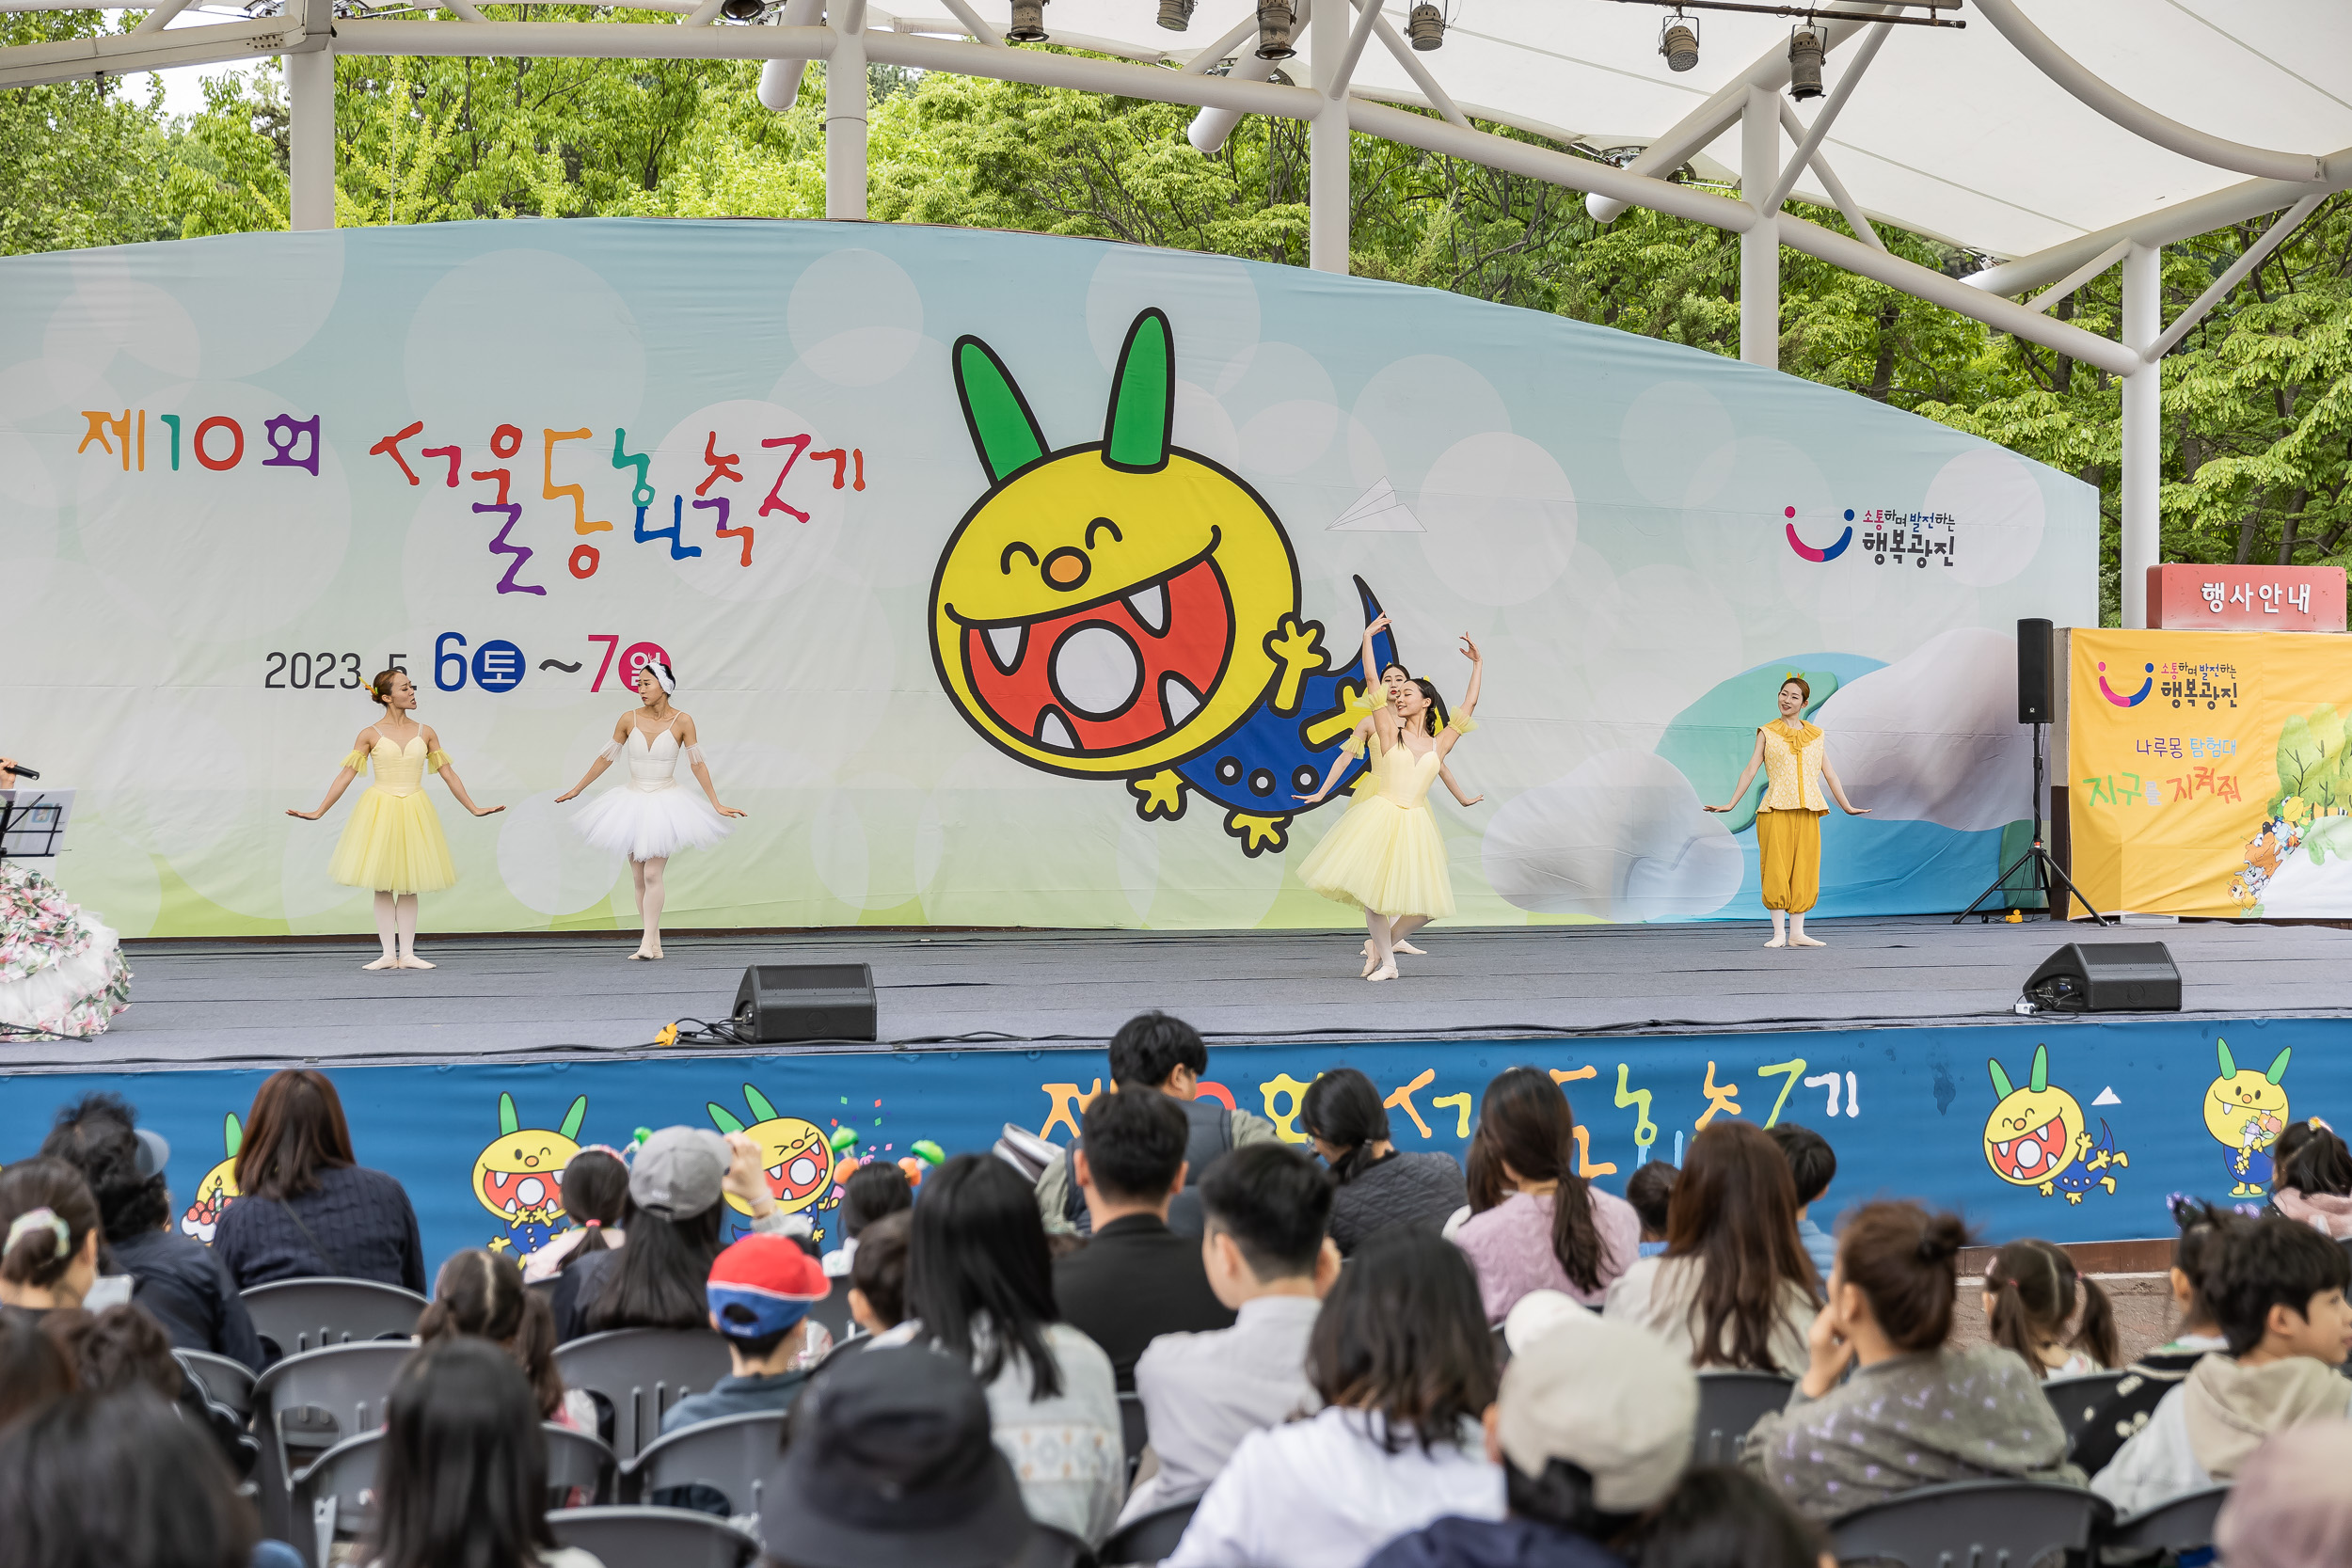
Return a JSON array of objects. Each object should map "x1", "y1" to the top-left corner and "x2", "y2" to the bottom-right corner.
[
  {"x1": 286, "y1": 727, "x2": 375, "y2": 820},
  {"x1": 675, "y1": 714, "x2": 746, "y2": 818},
  {"x1": 554, "y1": 716, "x2": 631, "y2": 804},
  {"x1": 1433, "y1": 637, "x2": 1484, "y2": 759},
  {"x1": 1705, "y1": 731, "x2": 1770, "y2": 814},
  {"x1": 422, "y1": 726, "x2": 502, "y2": 816},
  {"x1": 1360, "y1": 613, "x2": 1391, "y2": 689}
]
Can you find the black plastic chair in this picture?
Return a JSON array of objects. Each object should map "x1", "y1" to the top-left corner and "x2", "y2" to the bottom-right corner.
[
  {"x1": 1692, "y1": 1370, "x2": 1795, "y2": 1465},
  {"x1": 553, "y1": 1328, "x2": 734, "y2": 1461},
  {"x1": 547, "y1": 1421, "x2": 622, "y2": 1507},
  {"x1": 289, "y1": 1428, "x2": 382, "y2": 1568},
  {"x1": 1828, "y1": 1479, "x2": 2114, "y2": 1567},
  {"x1": 621, "y1": 1410, "x2": 787, "y2": 1511},
  {"x1": 1117, "y1": 1390, "x2": 1150, "y2": 1468},
  {"x1": 2105, "y1": 1483, "x2": 2230, "y2": 1557},
  {"x1": 251, "y1": 1341, "x2": 414, "y2": 1545},
  {"x1": 2039, "y1": 1370, "x2": 2129, "y2": 1443},
  {"x1": 175, "y1": 1347, "x2": 259, "y2": 1422},
  {"x1": 1016, "y1": 1524, "x2": 1100, "y2": 1568},
  {"x1": 548, "y1": 1505, "x2": 761, "y2": 1568},
  {"x1": 242, "y1": 1276, "x2": 429, "y2": 1358},
  {"x1": 1101, "y1": 1498, "x2": 1200, "y2": 1566}
]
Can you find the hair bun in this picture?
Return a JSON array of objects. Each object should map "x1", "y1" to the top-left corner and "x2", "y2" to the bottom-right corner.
[{"x1": 1915, "y1": 1212, "x2": 1967, "y2": 1263}]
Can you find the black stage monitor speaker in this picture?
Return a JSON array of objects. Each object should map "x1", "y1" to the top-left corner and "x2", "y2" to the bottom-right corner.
[
  {"x1": 2018, "y1": 617, "x2": 2055, "y2": 724},
  {"x1": 2023, "y1": 942, "x2": 2180, "y2": 1013},
  {"x1": 733, "y1": 962, "x2": 878, "y2": 1043}
]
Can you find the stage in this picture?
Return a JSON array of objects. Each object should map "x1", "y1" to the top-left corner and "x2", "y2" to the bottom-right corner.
[{"x1": 2, "y1": 916, "x2": 2343, "y2": 1260}]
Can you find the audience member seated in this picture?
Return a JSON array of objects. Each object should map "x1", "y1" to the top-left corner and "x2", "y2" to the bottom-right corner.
[
  {"x1": 520, "y1": 1146, "x2": 628, "y2": 1283},
  {"x1": 908, "y1": 1153, "x2": 1123, "y2": 1545},
  {"x1": 1168, "y1": 1229, "x2": 1504, "y2": 1568},
  {"x1": 1453, "y1": 1067, "x2": 1638, "y2": 1319},
  {"x1": 829, "y1": 1162, "x2": 913, "y2": 1286},
  {"x1": 2270, "y1": 1120, "x2": 2352, "y2": 1239},
  {"x1": 1627, "y1": 1466, "x2": 1830, "y2": 1568},
  {"x1": 0, "y1": 1387, "x2": 281, "y2": 1568},
  {"x1": 1604, "y1": 1121, "x2": 1818, "y2": 1375},
  {"x1": 1052, "y1": 1085, "x2": 1235, "y2": 1390},
  {"x1": 40, "y1": 1093, "x2": 265, "y2": 1370},
  {"x1": 367, "y1": 1337, "x2": 606, "y2": 1568},
  {"x1": 210, "y1": 1069, "x2": 426, "y2": 1293},
  {"x1": 2071, "y1": 1198, "x2": 2236, "y2": 1475},
  {"x1": 1624, "y1": 1161, "x2": 1677, "y2": 1260},
  {"x1": 1747, "y1": 1200, "x2": 2078, "y2": 1520},
  {"x1": 756, "y1": 1345, "x2": 1038, "y2": 1568},
  {"x1": 2213, "y1": 1418, "x2": 2352, "y2": 1568},
  {"x1": 419, "y1": 1247, "x2": 595, "y2": 1430},
  {"x1": 1122, "y1": 1142, "x2": 1338, "y2": 1527},
  {"x1": 2091, "y1": 1213, "x2": 2352, "y2": 1513},
  {"x1": 1766, "y1": 1123, "x2": 1838, "y2": 1284},
  {"x1": 1367, "y1": 1297, "x2": 1699, "y2": 1568},
  {"x1": 660, "y1": 1232, "x2": 830, "y2": 1433},
  {"x1": 846, "y1": 1209, "x2": 910, "y2": 1339},
  {"x1": 1037, "y1": 1010, "x2": 1277, "y2": 1238},
  {"x1": 1, "y1": 1157, "x2": 103, "y2": 1322},
  {"x1": 47, "y1": 1302, "x2": 254, "y2": 1473},
  {"x1": 1302, "y1": 1067, "x2": 1469, "y2": 1257},
  {"x1": 0, "y1": 1310, "x2": 73, "y2": 1426},
  {"x1": 1980, "y1": 1237, "x2": 2116, "y2": 1380}
]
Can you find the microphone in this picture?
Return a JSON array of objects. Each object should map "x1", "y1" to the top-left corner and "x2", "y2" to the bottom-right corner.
[{"x1": 5, "y1": 764, "x2": 38, "y2": 781}]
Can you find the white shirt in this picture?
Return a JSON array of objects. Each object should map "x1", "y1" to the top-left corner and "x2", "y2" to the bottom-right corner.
[
  {"x1": 1120, "y1": 1294, "x2": 1323, "y2": 1527},
  {"x1": 1164, "y1": 1406, "x2": 1504, "y2": 1568}
]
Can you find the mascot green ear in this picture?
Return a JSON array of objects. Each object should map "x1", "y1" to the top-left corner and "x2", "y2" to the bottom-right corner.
[
  {"x1": 2029, "y1": 1045, "x2": 2050, "y2": 1095},
  {"x1": 224, "y1": 1114, "x2": 243, "y2": 1158},
  {"x1": 1102, "y1": 309, "x2": 1174, "y2": 474},
  {"x1": 953, "y1": 335, "x2": 1047, "y2": 484},
  {"x1": 1988, "y1": 1058, "x2": 2014, "y2": 1099},
  {"x1": 2266, "y1": 1047, "x2": 2293, "y2": 1085},
  {"x1": 499, "y1": 1092, "x2": 520, "y2": 1136},
  {"x1": 2217, "y1": 1038, "x2": 2238, "y2": 1078},
  {"x1": 560, "y1": 1097, "x2": 588, "y2": 1141},
  {"x1": 708, "y1": 1103, "x2": 747, "y2": 1135},
  {"x1": 744, "y1": 1085, "x2": 780, "y2": 1123}
]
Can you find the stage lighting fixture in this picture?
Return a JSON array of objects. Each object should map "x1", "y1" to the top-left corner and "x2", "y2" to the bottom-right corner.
[
  {"x1": 719, "y1": 0, "x2": 766, "y2": 16},
  {"x1": 1659, "y1": 12, "x2": 1697, "y2": 72},
  {"x1": 1406, "y1": 1, "x2": 1444, "y2": 50},
  {"x1": 1157, "y1": 0, "x2": 1194, "y2": 31},
  {"x1": 1254, "y1": 0, "x2": 1295, "y2": 59},
  {"x1": 1788, "y1": 25, "x2": 1823, "y2": 100},
  {"x1": 1007, "y1": 0, "x2": 1047, "y2": 40}
]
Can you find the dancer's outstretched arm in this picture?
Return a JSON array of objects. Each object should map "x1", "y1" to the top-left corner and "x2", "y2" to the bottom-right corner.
[
  {"x1": 286, "y1": 728, "x2": 374, "y2": 819},
  {"x1": 554, "y1": 716, "x2": 629, "y2": 803},
  {"x1": 676, "y1": 715, "x2": 747, "y2": 818},
  {"x1": 1823, "y1": 756, "x2": 1871, "y2": 815},
  {"x1": 1439, "y1": 762, "x2": 1483, "y2": 807},
  {"x1": 1434, "y1": 636, "x2": 1484, "y2": 759},
  {"x1": 1297, "y1": 719, "x2": 1375, "y2": 804},
  {"x1": 1704, "y1": 732, "x2": 1769, "y2": 814},
  {"x1": 424, "y1": 726, "x2": 504, "y2": 816},
  {"x1": 1360, "y1": 613, "x2": 1390, "y2": 689}
]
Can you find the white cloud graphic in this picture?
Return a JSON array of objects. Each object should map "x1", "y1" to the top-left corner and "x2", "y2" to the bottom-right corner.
[
  {"x1": 1483, "y1": 750, "x2": 1741, "y2": 920},
  {"x1": 1814, "y1": 626, "x2": 2034, "y2": 832}
]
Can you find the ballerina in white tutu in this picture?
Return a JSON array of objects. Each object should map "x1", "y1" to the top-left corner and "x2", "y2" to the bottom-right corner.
[{"x1": 554, "y1": 658, "x2": 744, "y2": 960}]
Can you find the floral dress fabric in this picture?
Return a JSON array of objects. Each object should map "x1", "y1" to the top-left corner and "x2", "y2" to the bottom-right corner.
[{"x1": 0, "y1": 862, "x2": 131, "y2": 1039}]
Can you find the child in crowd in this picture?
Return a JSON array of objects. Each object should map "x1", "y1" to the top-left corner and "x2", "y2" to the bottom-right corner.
[
  {"x1": 1454, "y1": 1068, "x2": 1640, "y2": 1318},
  {"x1": 520, "y1": 1146, "x2": 628, "y2": 1283},
  {"x1": 1301, "y1": 1067, "x2": 1469, "y2": 1257},
  {"x1": 2070, "y1": 1198, "x2": 2236, "y2": 1474},
  {"x1": 2270, "y1": 1120, "x2": 2352, "y2": 1239},
  {"x1": 660, "y1": 1232, "x2": 831, "y2": 1433},
  {"x1": 417, "y1": 1248, "x2": 592, "y2": 1430},
  {"x1": 1766, "y1": 1123, "x2": 1837, "y2": 1284},
  {"x1": 1625, "y1": 1162, "x2": 1676, "y2": 1259},
  {"x1": 46, "y1": 1302, "x2": 253, "y2": 1474},
  {"x1": 844, "y1": 1208, "x2": 909, "y2": 1338},
  {"x1": 1981, "y1": 1237, "x2": 2117, "y2": 1379},
  {"x1": 1628, "y1": 1466, "x2": 1829, "y2": 1568},
  {"x1": 0, "y1": 1157, "x2": 103, "y2": 1320},
  {"x1": 2090, "y1": 1214, "x2": 2352, "y2": 1513}
]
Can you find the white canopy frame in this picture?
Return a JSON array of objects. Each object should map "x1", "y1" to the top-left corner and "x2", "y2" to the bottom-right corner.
[{"x1": 8, "y1": 0, "x2": 2351, "y2": 626}]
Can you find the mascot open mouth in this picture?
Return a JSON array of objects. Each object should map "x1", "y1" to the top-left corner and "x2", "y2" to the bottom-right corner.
[
  {"x1": 954, "y1": 541, "x2": 1234, "y2": 757},
  {"x1": 1989, "y1": 1115, "x2": 2069, "y2": 1181},
  {"x1": 481, "y1": 1168, "x2": 561, "y2": 1218},
  {"x1": 765, "y1": 1147, "x2": 831, "y2": 1204}
]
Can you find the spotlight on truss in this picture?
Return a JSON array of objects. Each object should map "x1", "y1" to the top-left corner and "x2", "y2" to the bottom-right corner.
[
  {"x1": 1157, "y1": 0, "x2": 1194, "y2": 30},
  {"x1": 720, "y1": 0, "x2": 767, "y2": 17},
  {"x1": 1788, "y1": 25, "x2": 1824, "y2": 99},
  {"x1": 1406, "y1": 0, "x2": 1444, "y2": 50},
  {"x1": 1007, "y1": 0, "x2": 1047, "y2": 40},
  {"x1": 1254, "y1": 0, "x2": 1295, "y2": 59},
  {"x1": 1658, "y1": 11, "x2": 1697, "y2": 71}
]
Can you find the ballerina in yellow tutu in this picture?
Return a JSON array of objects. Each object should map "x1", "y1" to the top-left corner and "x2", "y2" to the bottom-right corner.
[
  {"x1": 1296, "y1": 622, "x2": 1484, "y2": 982},
  {"x1": 287, "y1": 669, "x2": 504, "y2": 971}
]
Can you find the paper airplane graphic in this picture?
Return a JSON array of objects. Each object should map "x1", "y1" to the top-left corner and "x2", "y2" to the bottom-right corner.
[
  {"x1": 2092, "y1": 1086, "x2": 2121, "y2": 1106},
  {"x1": 1328, "y1": 478, "x2": 1424, "y2": 532}
]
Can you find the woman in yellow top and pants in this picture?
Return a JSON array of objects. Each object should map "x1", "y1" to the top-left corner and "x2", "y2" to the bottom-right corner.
[{"x1": 1707, "y1": 674, "x2": 1868, "y2": 948}]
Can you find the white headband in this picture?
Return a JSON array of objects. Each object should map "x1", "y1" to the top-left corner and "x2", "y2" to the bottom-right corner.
[
  {"x1": 6, "y1": 1207, "x2": 69, "y2": 1259},
  {"x1": 645, "y1": 659, "x2": 675, "y2": 695}
]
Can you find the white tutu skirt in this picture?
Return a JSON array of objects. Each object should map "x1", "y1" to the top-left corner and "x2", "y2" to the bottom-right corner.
[{"x1": 572, "y1": 784, "x2": 733, "y2": 863}]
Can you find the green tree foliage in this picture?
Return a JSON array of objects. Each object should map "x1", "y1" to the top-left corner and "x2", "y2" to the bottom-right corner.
[{"x1": 0, "y1": 12, "x2": 176, "y2": 255}]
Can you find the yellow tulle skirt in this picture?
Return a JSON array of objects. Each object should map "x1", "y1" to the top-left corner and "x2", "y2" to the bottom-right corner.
[
  {"x1": 329, "y1": 788, "x2": 458, "y2": 895},
  {"x1": 1297, "y1": 791, "x2": 1454, "y2": 919}
]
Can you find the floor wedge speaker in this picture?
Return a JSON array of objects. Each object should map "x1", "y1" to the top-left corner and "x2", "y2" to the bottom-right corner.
[
  {"x1": 2023, "y1": 942, "x2": 2180, "y2": 1013},
  {"x1": 733, "y1": 962, "x2": 879, "y2": 1043}
]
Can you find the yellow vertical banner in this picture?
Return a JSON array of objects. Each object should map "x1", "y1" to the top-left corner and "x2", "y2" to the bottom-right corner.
[{"x1": 2070, "y1": 629, "x2": 2352, "y2": 917}]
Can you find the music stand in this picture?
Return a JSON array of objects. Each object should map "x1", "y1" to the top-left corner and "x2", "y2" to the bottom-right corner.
[{"x1": 0, "y1": 789, "x2": 74, "y2": 862}]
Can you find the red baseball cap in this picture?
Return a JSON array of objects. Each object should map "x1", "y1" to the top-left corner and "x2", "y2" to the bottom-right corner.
[{"x1": 707, "y1": 1233, "x2": 830, "y2": 1338}]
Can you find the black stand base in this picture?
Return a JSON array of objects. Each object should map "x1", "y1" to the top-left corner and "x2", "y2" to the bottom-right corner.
[{"x1": 1954, "y1": 719, "x2": 2110, "y2": 926}]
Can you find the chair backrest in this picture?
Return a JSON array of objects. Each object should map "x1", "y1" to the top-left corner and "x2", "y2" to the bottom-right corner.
[
  {"x1": 1016, "y1": 1523, "x2": 1101, "y2": 1568},
  {"x1": 290, "y1": 1430, "x2": 382, "y2": 1568},
  {"x1": 528, "y1": 1275, "x2": 562, "y2": 1307},
  {"x1": 1829, "y1": 1480, "x2": 2115, "y2": 1567},
  {"x1": 2039, "y1": 1370, "x2": 2130, "y2": 1442},
  {"x1": 176, "y1": 1348, "x2": 259, "y2": 1421},
  {"x1": 622, "y1": 1410, "x2": 787, "y2": 1513},
  {"x1": 2105, "y1": 1483, "x2": 2231, "y2": 1554},
  {"x1": 1692, "y1": 1370, "x2": 1796, "y2": 1465},
  {"x1": 1116, "y1": 1390, "x2": 1150, "y2": 1465},
  {"x1": 553, "y1": 1328, "x2": 735, "y2": 1461},
  {"x1": 243, "y1": 1276, "x2": 429, "y2": 1357},
  {"x1": 1101, "y1": 1498, "x2": 1200, "y2": 1567},
  {"x1": 546, "y1": 1422, "x2": 620, "y2": 1507},
  {"x1": 255, "y1": 1340, "x2": 416, "y2": 1446},
  {"x1": 548, "y1": 1505, "x2": 760, "y2": 1568}
]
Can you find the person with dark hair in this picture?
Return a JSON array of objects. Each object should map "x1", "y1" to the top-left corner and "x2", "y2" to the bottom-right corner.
[
  {"x1": 1625, "y1": 1466, "x2": 1829, "y2": 1568},
  {"x1": 1604, "y1": 1121, "x2": 1817, "y2": 1375},
  {"x1": 2271, "y1": 1119, "x2": 2352, "y2": 1238},
  {"x1": 1624, "y1": 1161, "x2": 1676, "y2": 1259},
  {"x1": 1035, "y1": 1010, "x2": 1278, "y2": 1239},
  {"x1": 40, "y1": 1093, "x2": 265, "y2": 1369},
  {"x1": 1453, "y1": 1068, "x2": 1639, "y2": 1318},
  {"x1": 2070, "y1": 1197, "x2": 2237, "y2": 1474},
  {"x1": 660, "y1": 1234, "x2": 830, "y2": 1433},
  {"x1": 847, "y1": 1209, "x2": 911, "y2": 1337},
  {"x1": 0, "y1": 1157, "x2": 103, "y2": 1320},
  {"x1": 1979, "y1": 1237, "x2": 2117, "y2": 1378},
  {"x1": 1053, "y1": 1085, "x2": 1234, "y2": 1390},
  {"x1": 520, "y1": 1147, "x2": 629, "y2": 1284},
  {"x1": 0, "y1": 1309, "x2": 74, "y2": 1427},
  {"x1": 809, "y1": 1160, "x2": 914, "y2": 1342},
  {"x1": 906, "y1": 1153, "x2": 1121, "y2": 1545},
  {"x1": 1702, "y1": 674, "x2": 1869, "y2": 949},
  {"x1": 2090, "y1": 1213, "x2": 2352, "y2": 1513},
  {"x1": 1303, "y1": 1066, "x2": 1469, "y2": 1257},
  {"x1": 1747, "y1": 1200, "x2": 2077, "y2": 1520},
  {"x1": 1765, "y1": 1122, "x2": 1838, "y2": 1281},
  {"x1": 210, "y1": 1069, "x2": 426, "y2": 1294},
  {"x1": 1367, "y1": 1301, "x2": 1699, "y2": 1568},
  {"x1": 46, "y1": 1302, "x2": 256, "y2": 1475},
  {"x1": 0, "y1": 1388, "x2": 270, "y2": 1568},
  {"x1": 1167, "y1": 1230, "x2": 1504, "y2": 1568},
  {"x1": 367, "y1": 1337, "x2": 606, "y2": 1568},
  {"x1": 418, "y1": 1248, "x2": 591, "y2": 1429},
  {"x1": 1120, "y1": 1142, "x2": 1339, "y2": 1526}
]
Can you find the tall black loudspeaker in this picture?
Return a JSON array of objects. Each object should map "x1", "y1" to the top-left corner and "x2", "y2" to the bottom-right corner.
[
  {"x1": 2023, "y1": 942, "x2": 2180, "y2": 1013},
  {"x1": 732, "y1": 962, "x2": 879, "y2": 1043},
  {"x1": 2018, "y1": 617, "x2": 2055, "y2": 724}
]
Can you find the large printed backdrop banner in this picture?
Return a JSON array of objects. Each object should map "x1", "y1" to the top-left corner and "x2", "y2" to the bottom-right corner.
[
  {"x1": 2070, "y1": 627, "x2": 2352, "y2": 917},
  {"x1": 3, "y1": 220, "x2": 2094, "y2": 936}
]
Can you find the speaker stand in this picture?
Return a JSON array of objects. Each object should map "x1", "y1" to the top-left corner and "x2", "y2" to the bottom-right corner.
[{"x1": 1955, "y1": 721, "x2": 2110, "y2": 927}]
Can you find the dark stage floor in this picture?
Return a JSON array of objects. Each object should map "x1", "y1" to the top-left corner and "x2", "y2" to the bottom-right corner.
[{"x1": 14, "y1": 915, "x2": 2351, "y2": 1072}]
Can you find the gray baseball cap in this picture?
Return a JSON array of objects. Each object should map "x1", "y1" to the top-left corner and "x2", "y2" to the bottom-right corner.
[
  {"x1": 1496, "y1": 1295, "x2": 1698, "y2": 1513},
  {"x1": 629, "y1": 1126, "x2": 731, "y2": 1220},
  {"x1": 133, "y1": 1128, "x2": 170, "y2": 1180}
]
